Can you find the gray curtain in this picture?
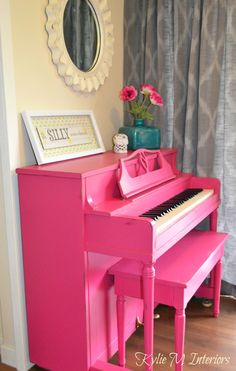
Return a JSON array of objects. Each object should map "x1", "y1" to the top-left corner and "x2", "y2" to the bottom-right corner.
[{"x1": 124, "y1": 0, "x2": 236, "y2": 294}]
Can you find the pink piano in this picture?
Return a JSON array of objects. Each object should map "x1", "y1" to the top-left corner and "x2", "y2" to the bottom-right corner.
[{"x1": 16, "y1": 149, "x2": 220, "y2": 371}]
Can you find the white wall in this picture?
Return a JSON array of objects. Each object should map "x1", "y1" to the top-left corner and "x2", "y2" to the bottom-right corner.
[
  {"x1": 0, "y1": 151, "x2": 15, "y2": 349},
  {"x1": 0, "y1": 0, "x2": 124, "y2": 369},
  {"x1": 0, "y1": 1, "x2": 30, "y2": 367}
]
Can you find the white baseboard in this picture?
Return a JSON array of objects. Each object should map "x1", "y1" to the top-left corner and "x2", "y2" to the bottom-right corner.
[
  {"x1": 0, "y1": 341, "x2": 33, "y2": 370},
  {"x1": 0, "y1": 344, "x2": 16, "y2": 368}
]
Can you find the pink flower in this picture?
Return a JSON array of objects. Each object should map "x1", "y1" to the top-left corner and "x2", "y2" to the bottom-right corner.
[
  {"x1": 119, "y1": 83, "x2": 163, "y2": 122},
  {"x1": 140, "y1": 84, "x2": 156, "y2": 95},
  {"x1": 150, "y1": 91, "x2": 163, "y2": 106},
  {"x1": 119, "y1": 85, "x2": 138, "y2": 101}
]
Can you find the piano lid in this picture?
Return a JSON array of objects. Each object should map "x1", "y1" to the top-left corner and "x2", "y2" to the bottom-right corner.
[{"x1": 117, "y1": 149, "x2": 176, "y2": 198}]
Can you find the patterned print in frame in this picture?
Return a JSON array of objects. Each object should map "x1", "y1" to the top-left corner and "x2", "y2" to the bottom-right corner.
[{"x1": 22, "y1": 111, "x2": 105, "y2": 164}]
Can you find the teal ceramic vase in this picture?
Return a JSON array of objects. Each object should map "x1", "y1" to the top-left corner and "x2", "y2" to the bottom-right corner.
[{"x1": 118, "y1": 118, "x2": 161, "y2": 150}]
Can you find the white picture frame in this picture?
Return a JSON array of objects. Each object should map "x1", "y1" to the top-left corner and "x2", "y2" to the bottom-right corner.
[{"x1": 22, "y1": 110, "x2": 105, "y2": 164}]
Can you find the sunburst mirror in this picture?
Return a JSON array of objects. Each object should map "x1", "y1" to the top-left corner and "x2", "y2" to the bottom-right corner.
[{"x1": 46, "y1": 0, "x2": 114, "y2": 93}]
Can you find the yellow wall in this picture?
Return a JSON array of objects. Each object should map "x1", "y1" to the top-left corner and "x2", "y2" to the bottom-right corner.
[
  {"x1": 0, "y1": 0, "x2": 124, "y2": 356},
  {"x1": 11, "y1": 0, "x2": 124, "y2": 165}
]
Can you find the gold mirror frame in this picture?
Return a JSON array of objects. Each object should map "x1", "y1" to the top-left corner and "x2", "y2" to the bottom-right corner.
[{"x1": 46, "y1": 0, "x2": 114, "y2": 93}]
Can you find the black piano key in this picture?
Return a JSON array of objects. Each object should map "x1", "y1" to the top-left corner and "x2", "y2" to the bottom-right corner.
[{"x1": 141, "y1": 188, "x2": 203, "y2": 220}]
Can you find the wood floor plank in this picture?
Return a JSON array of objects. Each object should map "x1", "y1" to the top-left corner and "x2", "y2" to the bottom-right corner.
[
  {"x1": 1, "y1": 297, "x2": 235, "y2": 371},
  {"x1": 111, "y1": 297, "x2": 236, "y2": 370}
]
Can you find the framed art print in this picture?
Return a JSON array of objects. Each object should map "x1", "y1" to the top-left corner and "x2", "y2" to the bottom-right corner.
[{"x1": 22, "y1": 110, "x2": 105, "y2": 164}]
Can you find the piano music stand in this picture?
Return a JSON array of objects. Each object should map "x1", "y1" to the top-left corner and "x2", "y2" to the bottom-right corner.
[{"x1": 109, "y1": 231, "x2": 227, "y2": 371}]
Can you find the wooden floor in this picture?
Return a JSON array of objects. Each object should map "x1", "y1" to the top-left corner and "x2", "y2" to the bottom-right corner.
[{"x1": 0, "y1": 296, "x2": 235, "y2": 371}]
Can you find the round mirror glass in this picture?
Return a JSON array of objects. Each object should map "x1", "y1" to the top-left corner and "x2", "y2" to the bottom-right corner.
[{"x1": 63, "y1": 0, "x2": 100, "y2": 72}]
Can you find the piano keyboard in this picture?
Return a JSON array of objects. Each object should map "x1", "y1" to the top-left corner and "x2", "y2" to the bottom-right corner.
[{"x1": 141, "y1": 188, "x2": 214, "y2": 232}]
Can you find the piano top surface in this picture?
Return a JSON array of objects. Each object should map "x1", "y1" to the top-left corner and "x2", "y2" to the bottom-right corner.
[{"x1": 16, "y1": 149, "x2": 177, "y2": 179}]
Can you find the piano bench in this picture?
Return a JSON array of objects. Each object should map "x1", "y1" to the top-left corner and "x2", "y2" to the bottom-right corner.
[{"x1": 109, "y1": 230, "x2": 228, "y2": 371}]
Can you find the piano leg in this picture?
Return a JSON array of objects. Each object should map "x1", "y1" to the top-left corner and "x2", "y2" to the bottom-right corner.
[
  {"x1": 210, "y1": 210, "x2": 218, "y2": 288},
  {"x1": 210, "y1": 209, "x2": 218, "y2": 232},
  {"x1": 142, "y1": 263, "x2": 155, "y2": 371}
]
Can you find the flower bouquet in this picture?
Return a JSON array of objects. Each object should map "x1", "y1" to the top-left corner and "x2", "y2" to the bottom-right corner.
[
  {"x1": 119, "y1": 84, "x2": 163, "y2": 122},
  {"x1": 118, "y1": 84, "x2": 163, "y2": 150}
]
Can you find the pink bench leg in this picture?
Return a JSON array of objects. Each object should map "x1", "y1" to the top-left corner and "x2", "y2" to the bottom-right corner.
[
  {"x1": 174, "y1": 309, "x2": 186, "y2": 371},
  {"x1": 143, "y1": 264, "x2": 155, "y2": 371},
  {"x1": 117, "y1": 295, "x2": 126, "y2": 366},
  {"x1": 213, "y1": 259, "x2": 222, "y2": 318}
]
